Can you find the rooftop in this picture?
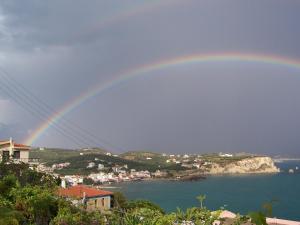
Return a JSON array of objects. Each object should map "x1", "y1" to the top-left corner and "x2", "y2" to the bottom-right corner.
[
  {"x1": 14, "y1": 143, "x2": 30, "y2": 149},
  {"x1": 58, "y1": 185, "x2": 113, "y2": 199},
  {"x1": 0, "y1": 139, "x2": 30, "y2": 149}
]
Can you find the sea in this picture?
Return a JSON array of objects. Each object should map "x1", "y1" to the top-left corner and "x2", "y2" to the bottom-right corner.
[{"x1": 113, "y1": 161, "x2": 300, "y2": 221}]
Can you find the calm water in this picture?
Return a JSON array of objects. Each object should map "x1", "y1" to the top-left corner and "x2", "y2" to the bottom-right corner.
[{"x1": 114, "y1": 161, "x2": 300, "y2": 220}]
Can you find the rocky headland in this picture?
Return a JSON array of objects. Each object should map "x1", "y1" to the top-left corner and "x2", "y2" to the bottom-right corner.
[{"x1": 204, "y1": 156, "x2": 280, "y2": 174}]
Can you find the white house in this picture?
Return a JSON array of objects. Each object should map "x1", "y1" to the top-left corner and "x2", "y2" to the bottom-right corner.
[
  {"x1": 98, "y1": 163, "x2": 105, "y2": 170},
  {"x1": 219, "y1": 153, "x2": 233, "y2": 157},
  {"x1": 87, "y1": 162, "x2": 96, "y2": 168},
  {"x1": 0, "y1": 138, "x2": 31, "y2": 163}
]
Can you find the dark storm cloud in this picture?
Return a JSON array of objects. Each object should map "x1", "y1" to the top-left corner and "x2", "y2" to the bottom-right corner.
[
  {"x1": 0, "y1": 0, "x2": 300, "y2": 156},
  {"x1": 0, "y1": 0, "x2": 120, "y2": 49}
]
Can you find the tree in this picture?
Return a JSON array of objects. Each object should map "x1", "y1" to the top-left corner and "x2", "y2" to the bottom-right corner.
[
  {"x1": 262, "y1": 199, "x2": 277, "y2": 217},
  {"x1": 0, "y1": 207, "x2": 22, "y2": 225},
  {"x1": 51, "y1": 209, "x2": 105, "y2": 225},
  {"x1": 112, "y1": 191, "x2": 127, "y2": 209},
  {"x1": 248, "y1": 212, "x2": 267, "y2": 225},
  {"x1": 83, "y1": 177, "x2": 94, "y2": 185},
  {"x1": 125, "y1": 199, "x2": 165, "y2": 214},
  {"x1": 196, "y1": 194, "x2": 206, "y2": 209},
  {"x1": 0, "y1": 175, "x2": 18, "y2": 200},
  {"x1": 12, "y1": 186, "x2": 59, "y2": 225},
  {"x1": 0, "y1": 163, "x2": 59, "y2": 188}
]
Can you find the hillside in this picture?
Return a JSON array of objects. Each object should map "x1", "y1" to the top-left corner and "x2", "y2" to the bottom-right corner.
[
  {"x1": 30, "y1": 149, "x2": 279, "y2": 176},
  {"x1": 30, "y1": 147, "x2": 107, "y2": 164},
  {"x1": 120, "y1": 151, "x2": 168, "y2": 165},
  {"x1": 30, "y1": 148, "x2": 184, "y2": 175},
  {"x1": 205, "y1": 156, "x2": 280, "y2": 174}
]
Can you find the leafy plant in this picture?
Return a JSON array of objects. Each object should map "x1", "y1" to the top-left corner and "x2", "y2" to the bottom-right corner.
[
  {"x1": 196, "y1": 194, "x2": 206, "y2": 209},
  {"x1": 248, "y1": 211, "x2": 267, "y2": 225}
]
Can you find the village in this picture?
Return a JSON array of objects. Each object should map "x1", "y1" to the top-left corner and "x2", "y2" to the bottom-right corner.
[
  {"x1": 0, "y1": 138, "x2": 239, "y2": 187},
  {"x1": 35, "y1": 151, "x2": 210, "y2": 186}
]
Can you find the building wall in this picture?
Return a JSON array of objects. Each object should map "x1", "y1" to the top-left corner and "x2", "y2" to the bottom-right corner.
[
  {"x1": 86, "y1": 196, "x2": 111, "y2": 211},
  {"x1": 1, "y1": 141, "x2": 30, "y2": 163},
  {"x1": 0, "y1": 148, "x2": 29, "y2": 163},
  {"x1": 20, "y1": 150, "x2": 29, "y2": 163},
  {"x1": 0, "y1": 144, "x2": 10, "y2": 149}
]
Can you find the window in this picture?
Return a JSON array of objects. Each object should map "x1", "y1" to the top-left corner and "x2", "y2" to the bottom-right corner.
[
  {"x1": 13, "y1": 151, "x2": 20, "y2": 159},
  {"x1": 2, "y1": 151, "x2": 9, "y2": 162}
]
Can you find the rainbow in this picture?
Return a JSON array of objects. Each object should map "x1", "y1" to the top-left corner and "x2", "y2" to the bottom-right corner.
[{"x1": 24, "y1": 52, "x2": 300, "y2": 146}]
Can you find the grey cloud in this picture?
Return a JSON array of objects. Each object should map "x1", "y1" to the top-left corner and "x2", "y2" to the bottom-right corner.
[{"x1": 0, "y1": 0, "x2": 300, "y2": 156}]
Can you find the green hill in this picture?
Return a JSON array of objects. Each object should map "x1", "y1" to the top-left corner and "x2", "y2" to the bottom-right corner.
[
  {"x1": 30, "y1": 147, "x2": 107, "y2": 164},
  {"x1": 30, "y1": 148, "x2": 184, "y2": 175},
  {"x1": 120, "y1": 151, "x2": 167, "y2": 164}
]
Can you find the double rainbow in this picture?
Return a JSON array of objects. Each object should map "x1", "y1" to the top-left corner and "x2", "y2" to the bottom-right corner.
[{"x1": 24, "y1": 52, "x2": 300, "y2": 146}]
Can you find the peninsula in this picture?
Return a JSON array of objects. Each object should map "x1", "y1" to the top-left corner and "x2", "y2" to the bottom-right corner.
[{"x1": 30, "y1": 148, "x2": 280, "y2": 185}]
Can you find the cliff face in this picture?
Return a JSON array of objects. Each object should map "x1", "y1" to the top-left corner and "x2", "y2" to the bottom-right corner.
[{"x1": 205, "y1": 157, "x2": 280, "y2": 174}]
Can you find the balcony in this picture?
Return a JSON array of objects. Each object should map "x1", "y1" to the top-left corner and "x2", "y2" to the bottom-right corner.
[{"x1": 12, "y1": 158, "x2": 40, "y2": 164}]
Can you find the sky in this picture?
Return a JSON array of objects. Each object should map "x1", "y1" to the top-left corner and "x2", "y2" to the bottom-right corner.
[{"x1": 0, "y1": 0, "x2": 300, "y2": 156}]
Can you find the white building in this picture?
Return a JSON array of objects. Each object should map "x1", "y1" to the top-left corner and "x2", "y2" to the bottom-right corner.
[
  {"x1": 0, "y1": 138, "x2": 31, "y2": 163},
  {"x1": 98, "y1": 164, "x2": 105, "y2": 170},
  {"x1": 219, "y1": 153, "x2": 233, "y2": 157},
  {"x1": 87, "y1": 162, "x2": 96, "y2": 168},
  {"x1": 52, "y1": 162, "x2": 70, "y2": 170},
  {"x1": 63, "y1": 175, "x2": 84, "y2": 186}
]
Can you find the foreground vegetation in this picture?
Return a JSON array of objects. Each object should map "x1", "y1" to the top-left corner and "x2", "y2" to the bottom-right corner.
[{"x1": 0, "y1": 163, "x2": 270, "y2": 225}]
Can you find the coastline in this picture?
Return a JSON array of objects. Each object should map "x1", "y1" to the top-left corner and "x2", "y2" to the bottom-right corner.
[
  {"x1": 108, "y1": 167, "x2": 300, "y2": 221},
  {"x1": 100, "y1": 169, "x2": 282, "y2": 188}
]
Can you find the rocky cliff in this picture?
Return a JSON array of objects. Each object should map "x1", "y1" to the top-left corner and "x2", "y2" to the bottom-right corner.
[{"x1": 205, "y1": 156, "x2": 280, "y2": 174}]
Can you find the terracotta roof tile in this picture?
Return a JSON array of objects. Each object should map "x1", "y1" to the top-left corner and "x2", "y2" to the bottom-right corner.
[
  {"x1": 14, "y1": 144, "x2": 30, "y2": 148},
  {"x1": 58, "y1": 185, "x2": 113, "y2": 198}
]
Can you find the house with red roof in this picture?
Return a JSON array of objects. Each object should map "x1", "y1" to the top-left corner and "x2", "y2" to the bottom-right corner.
[
  {"x1": 0, "y1": 138, "x2": 31, "y2": 163},
  {"x1": 58, "y1": 185, "x2": 113, "y2": 211}
]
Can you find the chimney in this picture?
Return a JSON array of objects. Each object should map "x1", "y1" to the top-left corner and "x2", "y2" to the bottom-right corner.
[
  {"x1": 82, "y1": 192, "x2": 86, "y2": 204},
  {"x1": 61, "y1": 179, "x2": 66, "y2": 189},
  {"x1": 9, "y1": 137, "x2": 13, "y2": 156}
]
